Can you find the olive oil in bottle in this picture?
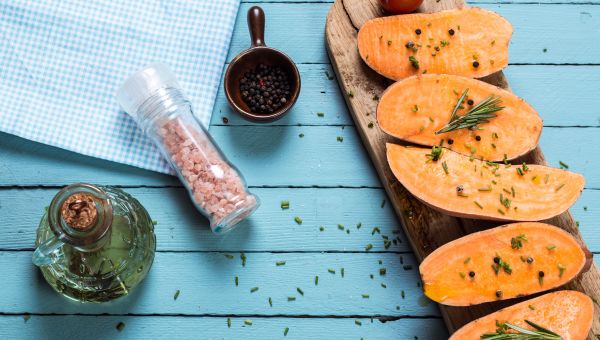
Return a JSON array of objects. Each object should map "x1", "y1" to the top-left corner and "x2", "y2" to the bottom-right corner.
[{"x1": 33, "y1": 183, "x2": 156, "y2": 302}]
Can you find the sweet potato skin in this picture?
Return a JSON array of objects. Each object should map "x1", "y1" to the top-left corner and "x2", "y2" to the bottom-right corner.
[
  {"x1": 450, "y1": 291, "x2": 594, "y2": 340},
  {"x1": 420, "y1": 222, "x2": 587, "y2": 306},
  {"x1": 357, "y1": 8, "x2": 513, "y2": 80},
  {"x1": 377, "y1": 74, "x2": 542, "y2": 161},
  {"x1": 386, "y1": 144, "x2": 585, "y2": 221}
]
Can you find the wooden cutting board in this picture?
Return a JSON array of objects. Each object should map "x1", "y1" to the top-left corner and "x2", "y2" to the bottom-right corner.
[{"x1": 325, "y1": 0, "x2": 600, "y2": 337}]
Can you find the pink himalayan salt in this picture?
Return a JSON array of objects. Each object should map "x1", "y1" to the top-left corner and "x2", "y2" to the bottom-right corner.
[{"x1": 157, "y1": 117, "x2": 256, "y2": 228}]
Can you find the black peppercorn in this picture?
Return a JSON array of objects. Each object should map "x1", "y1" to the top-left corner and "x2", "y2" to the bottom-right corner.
[
  {"x1": 475, "y1": 135, "x2": 481, "y2": 141},
  {"x1": 538, "y1": 271, "x2": 545, "y2": 277},
  {"x1": 415, "y1": 28, "x2": 422, "y2": 35},
  {"x1": 493, "y1": 257, "x2": 500, "y2": 264},
  {"x1": 239, "y1": 63, "x2": 291, "y2": 114},
  {"x1": 473, "y1": 61, "x2": 480, "y2": 68},
  {"x1": 495, "y1": 290, "x2": 503, "y2": 298},
  {"x1": 448, "y1": 29, "x2": 455, "y2": 36},
  {"x1": 527, "y1": 257, "x2": 534, "y2": 264},
  {"x1": 447, "y1": 139, "x2": 454, "y2": 145},
  {"x1": 468, "y1": 271, "x2": 475, "y2": 278},
  {"x1": 456, "y1": 185, "x2": 464, "y2": 193},
  {"x1": 467, "y1": 99, "x2": 474, "y2": 105},
  {"x1": 405, "y1": 41, "x2": 415, "y2": 49}
]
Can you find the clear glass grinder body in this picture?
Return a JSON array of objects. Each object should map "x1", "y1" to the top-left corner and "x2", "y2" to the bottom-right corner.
[
  {"x1": 116, "y1": 64, "x2": 259, "y2": 234},
  {"x1": 32, "y1": 183, "x2": 156, "y2": 302}
]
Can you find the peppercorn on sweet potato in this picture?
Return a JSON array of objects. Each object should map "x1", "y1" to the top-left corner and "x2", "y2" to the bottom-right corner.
[
  {"x1": 377, "y1": 74, "x2": 542, "y2": 161},
  {"x1": 420, "y1": 222, "x2": 589, "y2": 306},
  {"x1": 357, "y1": 8, "x2": 512, "y2": 80},
  {"x1": 386, "y1": 144, "x2": 584, "y2": 221},
  {"x1": 450, "y1": 290, "x2": 593, "y2": 339}
]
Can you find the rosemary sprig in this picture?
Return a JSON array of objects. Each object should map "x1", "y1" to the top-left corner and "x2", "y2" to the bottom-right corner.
[
  {"x1": 481, "y1": 320, "x2": 562, "y2": 339},
  {"x1": 436, "y1": 90, "x2": 504, "y2": 134}
]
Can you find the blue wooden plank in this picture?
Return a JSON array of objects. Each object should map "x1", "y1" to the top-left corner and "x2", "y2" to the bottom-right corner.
[
  {"x1": 213, "y1": 65, "x2": 600, "y2": 127},
  {"x1": 1, "y1": 126, "x2": 598, "y2": 187},
  {"x1": 247, "y1": 0, "x2": 600, "y2": 3},
  {"x1": 2, "y1": 186, "x2": 598, "y2": 252},
  {"x1": 0, "y1": 251, "x2": 437, "y2": 317},
  {"x1": 0, "y1": 187, "x2": 407, "y2": 252},
  {"x1": 228, "y1": 3, "x2": 600, "y2": 64},
  {"x1": 0, "y1": 315, "x2": 447, "y2": 340}
]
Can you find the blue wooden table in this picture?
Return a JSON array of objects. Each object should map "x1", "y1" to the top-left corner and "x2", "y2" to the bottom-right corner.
[{"x1": 1, "y1": 1, "x2": 599, "y2": 339}]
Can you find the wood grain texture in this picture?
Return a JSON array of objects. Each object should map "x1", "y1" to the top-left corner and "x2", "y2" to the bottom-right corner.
[{"x1": 325, "y1": 0, "x2": 600, "y2": 336}]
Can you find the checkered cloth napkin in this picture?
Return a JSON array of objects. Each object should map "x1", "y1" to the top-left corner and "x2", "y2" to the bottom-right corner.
[{"x1": 0, "y1": 0, "x2": 240, "y2": 174}]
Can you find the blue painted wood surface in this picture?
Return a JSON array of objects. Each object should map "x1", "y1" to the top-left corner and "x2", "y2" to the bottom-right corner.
[{"x1": 0, "y1": 0, "x2": 599, "y2": 339}]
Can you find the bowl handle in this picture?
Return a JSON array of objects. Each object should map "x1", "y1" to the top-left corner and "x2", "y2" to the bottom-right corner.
[{"x1": 248, "y1": 6, "x2": 266, "y2": 47}]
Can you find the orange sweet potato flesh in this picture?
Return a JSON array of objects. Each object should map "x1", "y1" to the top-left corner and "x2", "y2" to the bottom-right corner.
[
  {"x1": 357, "y1": 8, "x2": 512, "y2": 81},
  {"x1": 450, "y1": 291, "x2": 593, "y2": 339},
  {"x1": 420, "y1": 222, "x2": 587, "y2": 306},
  {"x1": 386, "y1": 144, "x2": 584, "y2": 221},
  {"x1": 378, "y1": 74, "x2": 542, "y2": 161}
]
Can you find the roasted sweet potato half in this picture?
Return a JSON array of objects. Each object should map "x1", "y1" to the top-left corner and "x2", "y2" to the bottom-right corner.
[
  {"x1": 378, "y1": 74, "x2": 542, "y2": 161},
  {"x1": 386, "y1": 144, "x2": 584, "y2": 221},
  {"x1": 420, "y1": 222, "x2": 589, "y2": 306},
  {"x1": 450, "y1": 290, "x2": 593, "y2": 339},
  {"x1": 357, "y1": 8, "x2": 512, "y2": 80}
]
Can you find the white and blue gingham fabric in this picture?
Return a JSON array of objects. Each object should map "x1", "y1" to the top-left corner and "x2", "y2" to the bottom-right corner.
[{"x1": 0, "y1": 0, "x2": 240, "y2": 174}]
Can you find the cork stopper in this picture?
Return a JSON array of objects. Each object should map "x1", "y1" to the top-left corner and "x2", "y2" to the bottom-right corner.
[{"x1": 60, "y1": 193, "x2": 98, "y2": 230}]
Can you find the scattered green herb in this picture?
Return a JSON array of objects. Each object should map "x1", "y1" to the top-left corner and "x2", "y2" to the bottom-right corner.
[
  {"x1": 511, "y1": 234, "x2": 528, "y2": 249},
  {"x1": 294, "y1": 216, "x2": 303, "y2": 225},
  {"x1": 281, "y1": 200, "x2": 290, "y2": 209},
  {"x1": 409, "y1": 56, "x2": 419, "y2": 69},
  {"x1": 244, "y1": 320, "x2": 253, "y2": 326},
  {"x1": 276, "y1": 261, "x2": 286, "y2": 266},
  {"x1": 174, "y1": 290, "x2": 180, "y2": 300},
  {"x1": 559, "y1": 161, "x2": 569, "y2": 169}
]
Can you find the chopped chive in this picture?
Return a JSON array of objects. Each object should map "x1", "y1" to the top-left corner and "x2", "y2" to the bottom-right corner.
[
  {"x1": 298, "y1": 133, "x2": 304, "y2": 138},
  {"x1": 328, "y1": 268, "x2": 336, "y2": 274},
  {"x1": 317, "y1": 112, "x2": 325, "y2": 117},
  {"x1": 547, "y1": 244, "x2": 556, "y2": 251},
  {"x1": 281, "y1": 200, "x2": 290, "y2": 209},
  {"x1": 337, "y1": 224, "x2": 345, "y2": 231},
  {"x1": 555, "y1": 183, "x2": 565, "y2": 192},
  {"x1": 294, "y1": 216, "x2": 303, "y2": 225},
  {"x1": 492, "y1": 132, "x2": 499, "y2": 139},
  {"x1": 227, "y1": 318, "x2": 231, "y2": 328},
  {"x1": 516, "y1": 167, "x2": 524, "y2": 176},
  {"x1": 491, "y1": 143, "x2": 497, "y2": 149},
  {"x1": 381, "y1": 283, "x2": 387, "y2": 288},
  {"x1": 341, "y1": 268, "x2": 345, "y2": 278},
  {"x1": 269, "y1": 297, "x2": 273, "y2": 307},
  {"x1": 403, "y1": 264, "x2": 413, "y2": 270},
  {"x1": 250, "y1": 287, "x2": 259, "y2": 293},
  {"x1": 412, "y1": 104, "x2": 419, "y2": 112},
  {"x1": 511, "y1": 186, "x2": 515, "y2": 197},
  {"x1": 241, "y1": 252, "x2": 247, "y2": 267},
  {"x1": 174, "y1": 290, "x2": 180, "y2": 300},
  {"x1": 347, "y1": 91, "x2": 354, "y2": 98},
  {"x1": 497, "y1": 209, "x2": 505, "y2": 215},
  {"x1": 224, "y1": 254, "x2": 234, "y2": 259},
  {"x1": 362, "y1": 294, "x2": 370, "y2": 299},
  {"x1": 528, "y1": 304, "x2": 535, "y2": 310},
  {"x1": 380, "y1": 268, "x2": 386, "y2": 276},
  {"x1": 365, "y1": 244, "x2": 373, "y2": 251},
  {"x1": 244, "y1": 320, "x2": 253, "y2": 326},
  {"x1": 442, "y1": 161, "x2": 449, "y2": 174},
  {"x1": 372, "y1": 227, "x2": 381, "y2": 235},
  {"x1": 337, "y1": 136, "x2": 344, "y2": 142},
  {"x1": 315, "y1": 276, "x2": 319, "y2": 285},
  {"x1": 409, "y1": 56, "x2": 419, "y2": 69},
  {"x1": 319, "y1": 226, "x2": 325, "y2": 232},
  {"x1": 284, "y1": 327, "x2": 289, "y2": 336},
  {"x1": 503, "y1": 188, "x2": 511, "y2": 195},
  {"x1": 474, "y1": 201, "x2": 483, "y2": 209},
  {"x1": 381, "y1": 200, "x2": 386, "y2": 208},
  {"x1": 288, "y1": 296, "x2": 296, "y2": 301},
  {"x1": 116, "y1": 322, "x2": 125, "y2": 332},
  {"x1": 276, "y1": 261, "x2": 286, "y2": 266},
  {"x1": 464, "y1": 257, "x2": 471, "y2": 264},
  {"x1": 478, "y1": 186, "x2": 492, "y2": 191},
  {"x1": 235, "y1": 276, "x2": 239, "y2": 286},
  {"x1": 559, "y1": 161, "x2": 569, "y2": 169},
  {"x1": 459, "y1": 272, "x2": 466, "y2": 279},
  {"x1": 401, "y1": 290, "x2": 405, "y2": 299},
  {"x1": 558, "y1": 264, "x2": 566, "y2": 278},
  {"x1": 356, "y1": 222, "x2": 362, "y2": 229},
  {"x1": 297, "y1": 287, "x2": 304, "y2": 296}
]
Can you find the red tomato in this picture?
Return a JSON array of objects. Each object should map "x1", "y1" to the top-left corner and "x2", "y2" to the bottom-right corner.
[{"x1": 379, "y1": 0, "x2": 424, "y2": 14}]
